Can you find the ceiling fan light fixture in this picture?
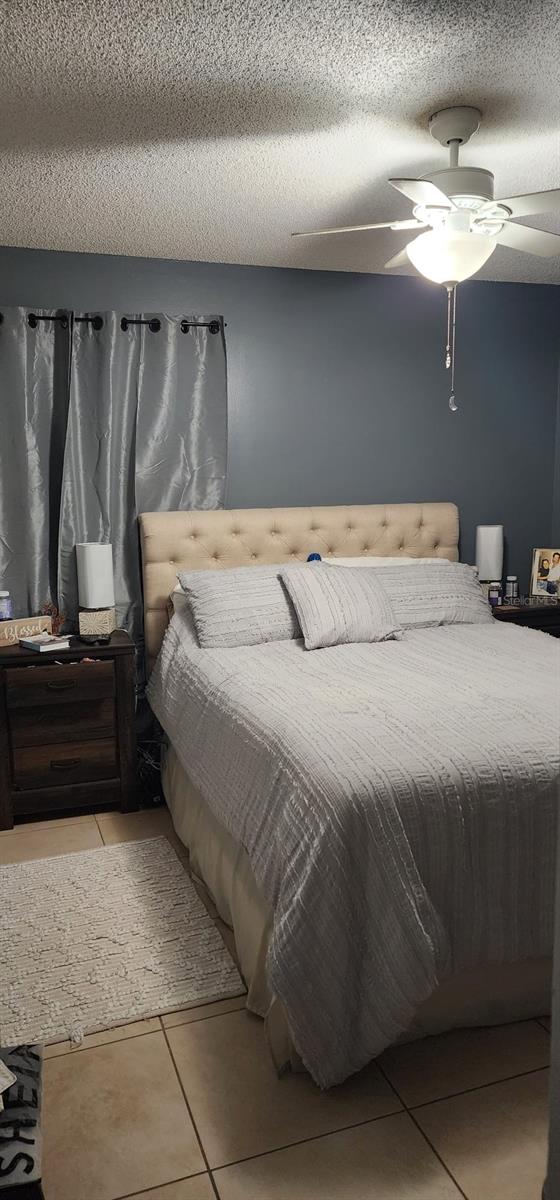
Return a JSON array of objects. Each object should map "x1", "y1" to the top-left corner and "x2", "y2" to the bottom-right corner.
[
  {"x1": 451, "y1": 195, "x2": 486, "y2": 211},
  {"x1": 405, "y1": 228, "x2": 497, "y2": 284}
]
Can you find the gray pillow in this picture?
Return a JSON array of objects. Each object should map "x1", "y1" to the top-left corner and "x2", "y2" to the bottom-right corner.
[
  {"x1": 176, "y1": 564, "x2": 300, "y2": 647},
  {"x1": 348, "y1": 560, "x2": 493, "y2": 629},
  {"x1": 280, "y1": 562, "x2": 402, "y2": 650}
]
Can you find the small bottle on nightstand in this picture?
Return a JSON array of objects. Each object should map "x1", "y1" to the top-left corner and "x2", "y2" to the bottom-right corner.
[
  {"x1": 0, "y1": 591, "x2": 12, "y2": 620},
  {"x1": 505, "y1": 576, "x2": 519, "y2": 601}
]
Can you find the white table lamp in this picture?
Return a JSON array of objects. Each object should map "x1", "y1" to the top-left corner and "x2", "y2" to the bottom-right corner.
[
  {"x1": 76, "y1": 543, "x2": 116, "y2": 635},
  {"x1": 475, "y1": 525, "x2": 503, "y2": 582}
]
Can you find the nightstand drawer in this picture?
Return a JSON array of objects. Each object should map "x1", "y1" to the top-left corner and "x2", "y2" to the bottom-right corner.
[
  {"x1": 13, "y1": 738, "x2": 117, "y2": 789},
  {"x1": 6, "y1": 661, "x2": 115, "y2": 707},
  {"x1": 10, "y1": 697, "x2": 115, "y2": 748}
]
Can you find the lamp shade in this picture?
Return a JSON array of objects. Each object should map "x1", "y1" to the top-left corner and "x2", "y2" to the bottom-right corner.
[
  {"x1": 76, "y1": 543, "x2": 115, "y2": 608},
  {"x1": 406, "y1": 229, "x2": 497, "y2": 285},
  {"x1": 475, "y1": 525, "x2": 503, "y2": 582}
]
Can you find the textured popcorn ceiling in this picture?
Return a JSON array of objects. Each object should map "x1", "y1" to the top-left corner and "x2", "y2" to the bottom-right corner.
[{"x1": 1, "y1": 0, "x2": 559, "y2": 282}]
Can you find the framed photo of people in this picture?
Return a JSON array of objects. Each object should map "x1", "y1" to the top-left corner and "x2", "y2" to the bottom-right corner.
[{"x1": 530, "y1": 548, "x2": 560, "y2": 597}]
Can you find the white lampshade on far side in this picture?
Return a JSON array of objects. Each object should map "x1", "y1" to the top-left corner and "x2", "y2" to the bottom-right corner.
[
  {"x1": 76, "y1": 543, "x2": 115, "y2": 609},
  {"x1": 475, "y1": 525, "x2": 504, "y2": 582}
]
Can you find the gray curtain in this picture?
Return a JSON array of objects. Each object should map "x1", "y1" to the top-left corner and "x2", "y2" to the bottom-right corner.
[
  {"x1": 1, "y1": 308, "x2": 227, "y2": 661},
  {"x1": 58, "y1": 312, "x2": 227, "y2": 658},
  {"x1": 0, "y1": 308, "x2": 70, "y2": 615}
]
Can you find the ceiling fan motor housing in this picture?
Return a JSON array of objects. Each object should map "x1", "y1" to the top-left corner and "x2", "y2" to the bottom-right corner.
[{"x1": 423, "y1": 167, "x2": 495, "y2": 205}]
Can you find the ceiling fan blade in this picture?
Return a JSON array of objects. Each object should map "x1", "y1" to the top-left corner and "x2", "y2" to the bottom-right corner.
[
  {"x1": 292, "y1": 218, "x2": 422, "y2": 238},
  {"x1": 391, "y1": 219, "x2": 428, "y2": 230},
  {"x1": 495, "y1": 221, "x2": 560, "y2": 257},
  {"x1": 495, "y1": 188, "x2": 560, "y2": 219},
  {"x1": 384, "y1": 247, "x2": 411, "y2": 269},
  {"x1": 389, "y1": 178, "x2": 454, "y2": 210}
]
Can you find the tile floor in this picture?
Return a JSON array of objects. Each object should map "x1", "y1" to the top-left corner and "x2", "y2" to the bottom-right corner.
[{"x1": 0, "y1": 808, "x2": 551, "y2": 1200}]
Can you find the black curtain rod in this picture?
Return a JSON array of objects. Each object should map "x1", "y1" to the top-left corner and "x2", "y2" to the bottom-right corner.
[
  {"x1": 28, "y1": 312, "x2": 69, "y2": 329},
  {"x1": 181, "y1": 319, "x2": 223, "y2": 334},
  {"x1": 121, "y1": 317, "x2": 161, "y2": 332},
  {"x1": 27, "y1": 312, "x2": 103, "y2": 330},
  {"x1": 121, "y1": 317, "x2": 223, "y2": 334},
  {"x1": 75, "y1": 315, "x2": 104, "y2": 330},
  {"x1": 24, "y1": 313, "x2": 223, "y2": 334}
]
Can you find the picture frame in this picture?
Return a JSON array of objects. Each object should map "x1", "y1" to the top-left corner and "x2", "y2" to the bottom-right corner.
[{"x1": 530, "y1": 548, "x2": 560, "y2": 598}]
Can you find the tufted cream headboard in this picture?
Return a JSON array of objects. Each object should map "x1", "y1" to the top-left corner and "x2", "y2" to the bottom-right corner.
[{"x1": 139, "y1": 502, "x2": 459, "y2": 672}]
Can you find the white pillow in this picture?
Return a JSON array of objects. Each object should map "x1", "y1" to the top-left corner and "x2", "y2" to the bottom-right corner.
[
  {"x1": 330, "y1": 561, "x2": 492, "y2": 629},
  {"x1": 280, "y1": 563, "x2": 401, "y2": 650},
  {"x1": 323, "y1": 555, "x2": 449, "y2": 567},
  {"x1": 176, "y1": 564, "x2": 300, "y2": 648}
]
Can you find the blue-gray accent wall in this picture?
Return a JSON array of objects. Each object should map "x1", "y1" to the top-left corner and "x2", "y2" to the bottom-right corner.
[{"x1": 1, "y1": 245, "x2": 559, "y2": 588}]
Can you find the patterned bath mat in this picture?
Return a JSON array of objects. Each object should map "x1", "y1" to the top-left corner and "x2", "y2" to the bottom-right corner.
[{"x1": 0, "y1": 836, "x2": 244, "y2": 1046}]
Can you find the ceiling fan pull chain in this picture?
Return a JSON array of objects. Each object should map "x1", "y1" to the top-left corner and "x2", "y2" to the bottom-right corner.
[
  {"x1": 445, "y1": 284, "x2": 452, "y2": 369},
  {"x1": 446, "y1": 284, "x2": 458, "y2": 412}
]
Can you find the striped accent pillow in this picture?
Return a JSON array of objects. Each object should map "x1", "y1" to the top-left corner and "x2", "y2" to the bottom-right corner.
[
  {"x1": 177, "y1": 565, "x2": 300, "y2": 647},
  {"x1": 349, "y1": 561, "x2": 493, "y2": 629},
  {"x1": 280, "y1": 563, "x2": 402, "y2": 650}
]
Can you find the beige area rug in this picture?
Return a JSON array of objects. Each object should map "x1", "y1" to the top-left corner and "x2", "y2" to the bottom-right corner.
[{"x1": 0, "y1": 836, "x2": 244, "y2": 1046}]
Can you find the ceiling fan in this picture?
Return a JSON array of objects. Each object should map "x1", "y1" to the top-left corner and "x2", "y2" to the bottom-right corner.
[
  {"x1": 293, "y1": 106, "x2": 560, "y2": 412},
  {"x1": 293, "y1": 106, "x2": 560, "y2": 283}
]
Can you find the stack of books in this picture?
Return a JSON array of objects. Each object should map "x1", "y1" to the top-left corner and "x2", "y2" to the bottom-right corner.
[{"x1": 19, "y1": 632, "x2": 71, "y2": 653}]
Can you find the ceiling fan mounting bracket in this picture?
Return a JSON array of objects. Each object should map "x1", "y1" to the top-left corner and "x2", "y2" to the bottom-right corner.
[{"x1": 429, "y1": 106, "x2": 482, "y2": 149}]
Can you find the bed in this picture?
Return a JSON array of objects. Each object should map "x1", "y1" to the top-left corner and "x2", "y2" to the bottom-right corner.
[{"x1": 140, "y1": 503, "x2": 558, "y2": 1087}]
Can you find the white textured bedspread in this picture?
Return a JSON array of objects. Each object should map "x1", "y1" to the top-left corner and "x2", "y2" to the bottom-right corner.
[{"x1": 148, "y1": 615, "x2": 560, "y2": 1086}]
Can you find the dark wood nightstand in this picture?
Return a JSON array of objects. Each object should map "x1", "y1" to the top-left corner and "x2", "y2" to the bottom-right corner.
[
  {"x1": 493, "y1": 600, "x2": 560, "y2": 637},
  {"x1": 0, "y1": 630, "x2": 139, "y2": 830}
]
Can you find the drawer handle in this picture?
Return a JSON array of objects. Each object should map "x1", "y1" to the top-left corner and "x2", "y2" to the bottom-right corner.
[
  {"x1": 50, "y1": 757, "x2": 81, "y2": 771},
  {"x1": 46, "y1": 679, "x2": 77, "y2": 691}
]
